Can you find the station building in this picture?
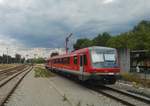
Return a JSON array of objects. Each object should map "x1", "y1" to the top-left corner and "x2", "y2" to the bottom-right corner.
[{"x1": 118, "y1": 48, "x2": 150, "y2": 73}]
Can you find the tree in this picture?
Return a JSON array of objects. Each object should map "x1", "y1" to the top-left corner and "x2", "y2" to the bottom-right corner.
[
  {"x1": 130, "y1": 21, "x2": 150, "y2": 50},
  {"x1": 73, "y1": 33, "x2": 111, "y2": 50},
  {"x1": 73, "y1": 20, "x2": 150, "y2": 51},
  {"x1": 0, "y1": 53, "x2": 25, "y2": 64},
  {"x1": 33, "y1": 58, "x2": 45, "y2": 64},
  {"x1": 107, "y1": 33, "x2": 131, "y2": 48},
  {"x1": 73, "y1": 38, "x2": 92, "y2": 50},
  {"x1": 15, "y1": 54, "x2": 21, "y2": 63},
  {"x1": 107, "y1": 20, "x2": 150, "y2": 50},
  {"x1": 93, "y1": 32, "x2": 111, "y2": 46},
  {"x1": 0, "y1": 56, "x2": 2, "y2": 63}
]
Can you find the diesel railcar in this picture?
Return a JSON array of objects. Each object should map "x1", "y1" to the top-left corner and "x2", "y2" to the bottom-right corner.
[{"x1": 46, "y1": 46, "x2": 120, "y2": 84}]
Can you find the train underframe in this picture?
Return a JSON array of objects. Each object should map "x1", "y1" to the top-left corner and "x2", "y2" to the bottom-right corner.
[
  {"x1": 83, "y1": 74, "x2": 117, "y2": 84},
  {"x1": 46, "y1": 66, "x2": 117, "y2": 85}
]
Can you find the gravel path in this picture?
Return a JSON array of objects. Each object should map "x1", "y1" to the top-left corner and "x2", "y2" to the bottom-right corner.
[
  {"x1": 6, "y1": 70, "x2": 125, "y2": 106},
  {"x1": 111, "y1": 81, "x2": 150, "y2": 98}
]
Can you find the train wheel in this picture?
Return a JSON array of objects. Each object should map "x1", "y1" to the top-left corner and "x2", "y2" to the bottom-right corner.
[
  {"x1": 108, "y1": 79, "x2": 116, "y2": 84},
  {"x1": 102, "y1": 76, "x2": 116, "y2": 85}
]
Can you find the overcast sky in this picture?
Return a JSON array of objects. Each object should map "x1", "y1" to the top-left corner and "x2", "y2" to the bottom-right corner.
[{"x1": 0, "y1": 0, "x2": 150, "y2": 50}]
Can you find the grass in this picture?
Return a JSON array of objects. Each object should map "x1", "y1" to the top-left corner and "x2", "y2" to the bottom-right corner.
[
  {"x1": 86, "y1": 104, "x2": 95, "y2": 106},
  {"x1": 120, "y1": 72, "x2": 150, "y2": 88},
  {"x1": 62, "y1": 94, "x2": 95, "y2": 106},
  {"x1": 0, "y1": 64, "x2": 19, "y2": 70},
  {"x1": 77, "y1": 101, "x2": 81, "y2": 106},
  {"x1": 34, "y1": 66, "x2": 55, "y2": 78},
  {"x1": 62, "y1": 94, "x2": 68, "y2": 102}
]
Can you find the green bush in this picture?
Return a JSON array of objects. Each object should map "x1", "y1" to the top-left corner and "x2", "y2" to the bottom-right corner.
[
  {"x1": 120, "y1": 72, "x2": 150, "y2": 88},
  {"x1": 34, "y1": 67, "x2": 55, "y2": 78}
]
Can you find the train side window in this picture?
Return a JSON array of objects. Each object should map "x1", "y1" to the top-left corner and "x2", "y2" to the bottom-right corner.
[
  {"x1": 54, "y1": 59, "x2": 56, "y2": 63},
  {"x1": 61, "y1": 58, "x2": 63, "y2": 64},
  {"x1": 74, "y1": 56, "x2": 77, "y2": 64},
  {"x1": 56, "y1": 59, "x2": 58, "y2": 63},
  {"x1": 67, "y1": 57, "x2": 70, "y2": 64},
  {"x1": 62, "y1": 58, "x2": 64, "y2": 64},
  {"x1": 64, "y1": 57, "x2": 67, "y2": 64},
  {"x1": 83, "y1": 54, "x2": 87, "y2": 65},
  {"x1": 58, "y1": 59, "x2": 61, "y2": 63}
]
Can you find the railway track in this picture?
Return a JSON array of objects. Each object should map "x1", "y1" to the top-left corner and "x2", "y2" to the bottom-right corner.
[
  {"x1": 0, "y1": 66, "x2": 16, "y2": 71},
  {"x1": 0, "y1": 65, "x2": 25, "y2": 73},
  {"x1": 0, "y1": 65, "x2": 32, "y2": 106},
  {"x1": 0, "y1": 65, "x2": 26, "y2": 81},
  {"x1": 48, "y1": 69, "x2": 150, "y2": 106},
  {"x1": 86, "y1": 84, "x2": 150, "y2": 106}
]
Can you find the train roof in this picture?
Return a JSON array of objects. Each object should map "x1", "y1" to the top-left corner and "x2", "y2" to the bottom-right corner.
[
  {"x1": 88, "y1": 46, "x2": 115, "y2": 50},
  {"x1": 73, "y1": 46, "x2": 115, "y2": 53},
  {"x1": 50, "y1": 46, "x2": 115, "y2": 59}
]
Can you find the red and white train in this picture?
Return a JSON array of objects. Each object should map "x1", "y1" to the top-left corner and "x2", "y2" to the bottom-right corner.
[{"x1": 45, "y1": 46, "x2": 120, "y2": 84}]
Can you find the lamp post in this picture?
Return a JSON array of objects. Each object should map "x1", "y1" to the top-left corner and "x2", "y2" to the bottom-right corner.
[
  {"x1": 26, "y1": 54, "x2": 29, "y2": 64},
  {"x1": 65, "y1": 33, "x2": 72, "y2": 54},
  {"x1": 6, "y1": 48, "x2": 8, "y2": 64}
]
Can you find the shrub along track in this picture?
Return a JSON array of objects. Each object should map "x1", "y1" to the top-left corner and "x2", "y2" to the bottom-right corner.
[{"x1": 0, "y1": 65, "x2": 33, "y2": 106}]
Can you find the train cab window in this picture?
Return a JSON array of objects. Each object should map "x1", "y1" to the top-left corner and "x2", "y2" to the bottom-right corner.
[
  {"x1": 83, "y1": 55, "x2": 87, "y2": 65},
  {"x1": 74, "y1": 56, "x2": 77, "y2": 64}
]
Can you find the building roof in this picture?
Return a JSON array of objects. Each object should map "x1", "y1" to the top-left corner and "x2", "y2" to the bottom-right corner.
[{"x1": 131, "y1": 50, "x2": 149, "y2": 53}]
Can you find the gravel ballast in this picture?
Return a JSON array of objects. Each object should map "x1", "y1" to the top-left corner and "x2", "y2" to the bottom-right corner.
[{"x1": 6, "y1": 70, "x2": 125, "y2": 106}]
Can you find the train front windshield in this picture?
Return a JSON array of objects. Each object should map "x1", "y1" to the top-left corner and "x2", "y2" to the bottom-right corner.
[{"x1": 91, "y1": 49, "x2": 118, "y2": 68}]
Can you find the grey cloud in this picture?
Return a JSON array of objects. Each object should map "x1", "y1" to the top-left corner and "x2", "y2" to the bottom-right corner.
[{"x1": 0, "y1": 0, "x2": 149, "y2": 48}]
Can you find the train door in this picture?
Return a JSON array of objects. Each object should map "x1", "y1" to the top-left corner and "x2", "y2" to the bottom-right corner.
[{"x1": 79, "y1": 54, "x2": 84, "y2": 80}]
